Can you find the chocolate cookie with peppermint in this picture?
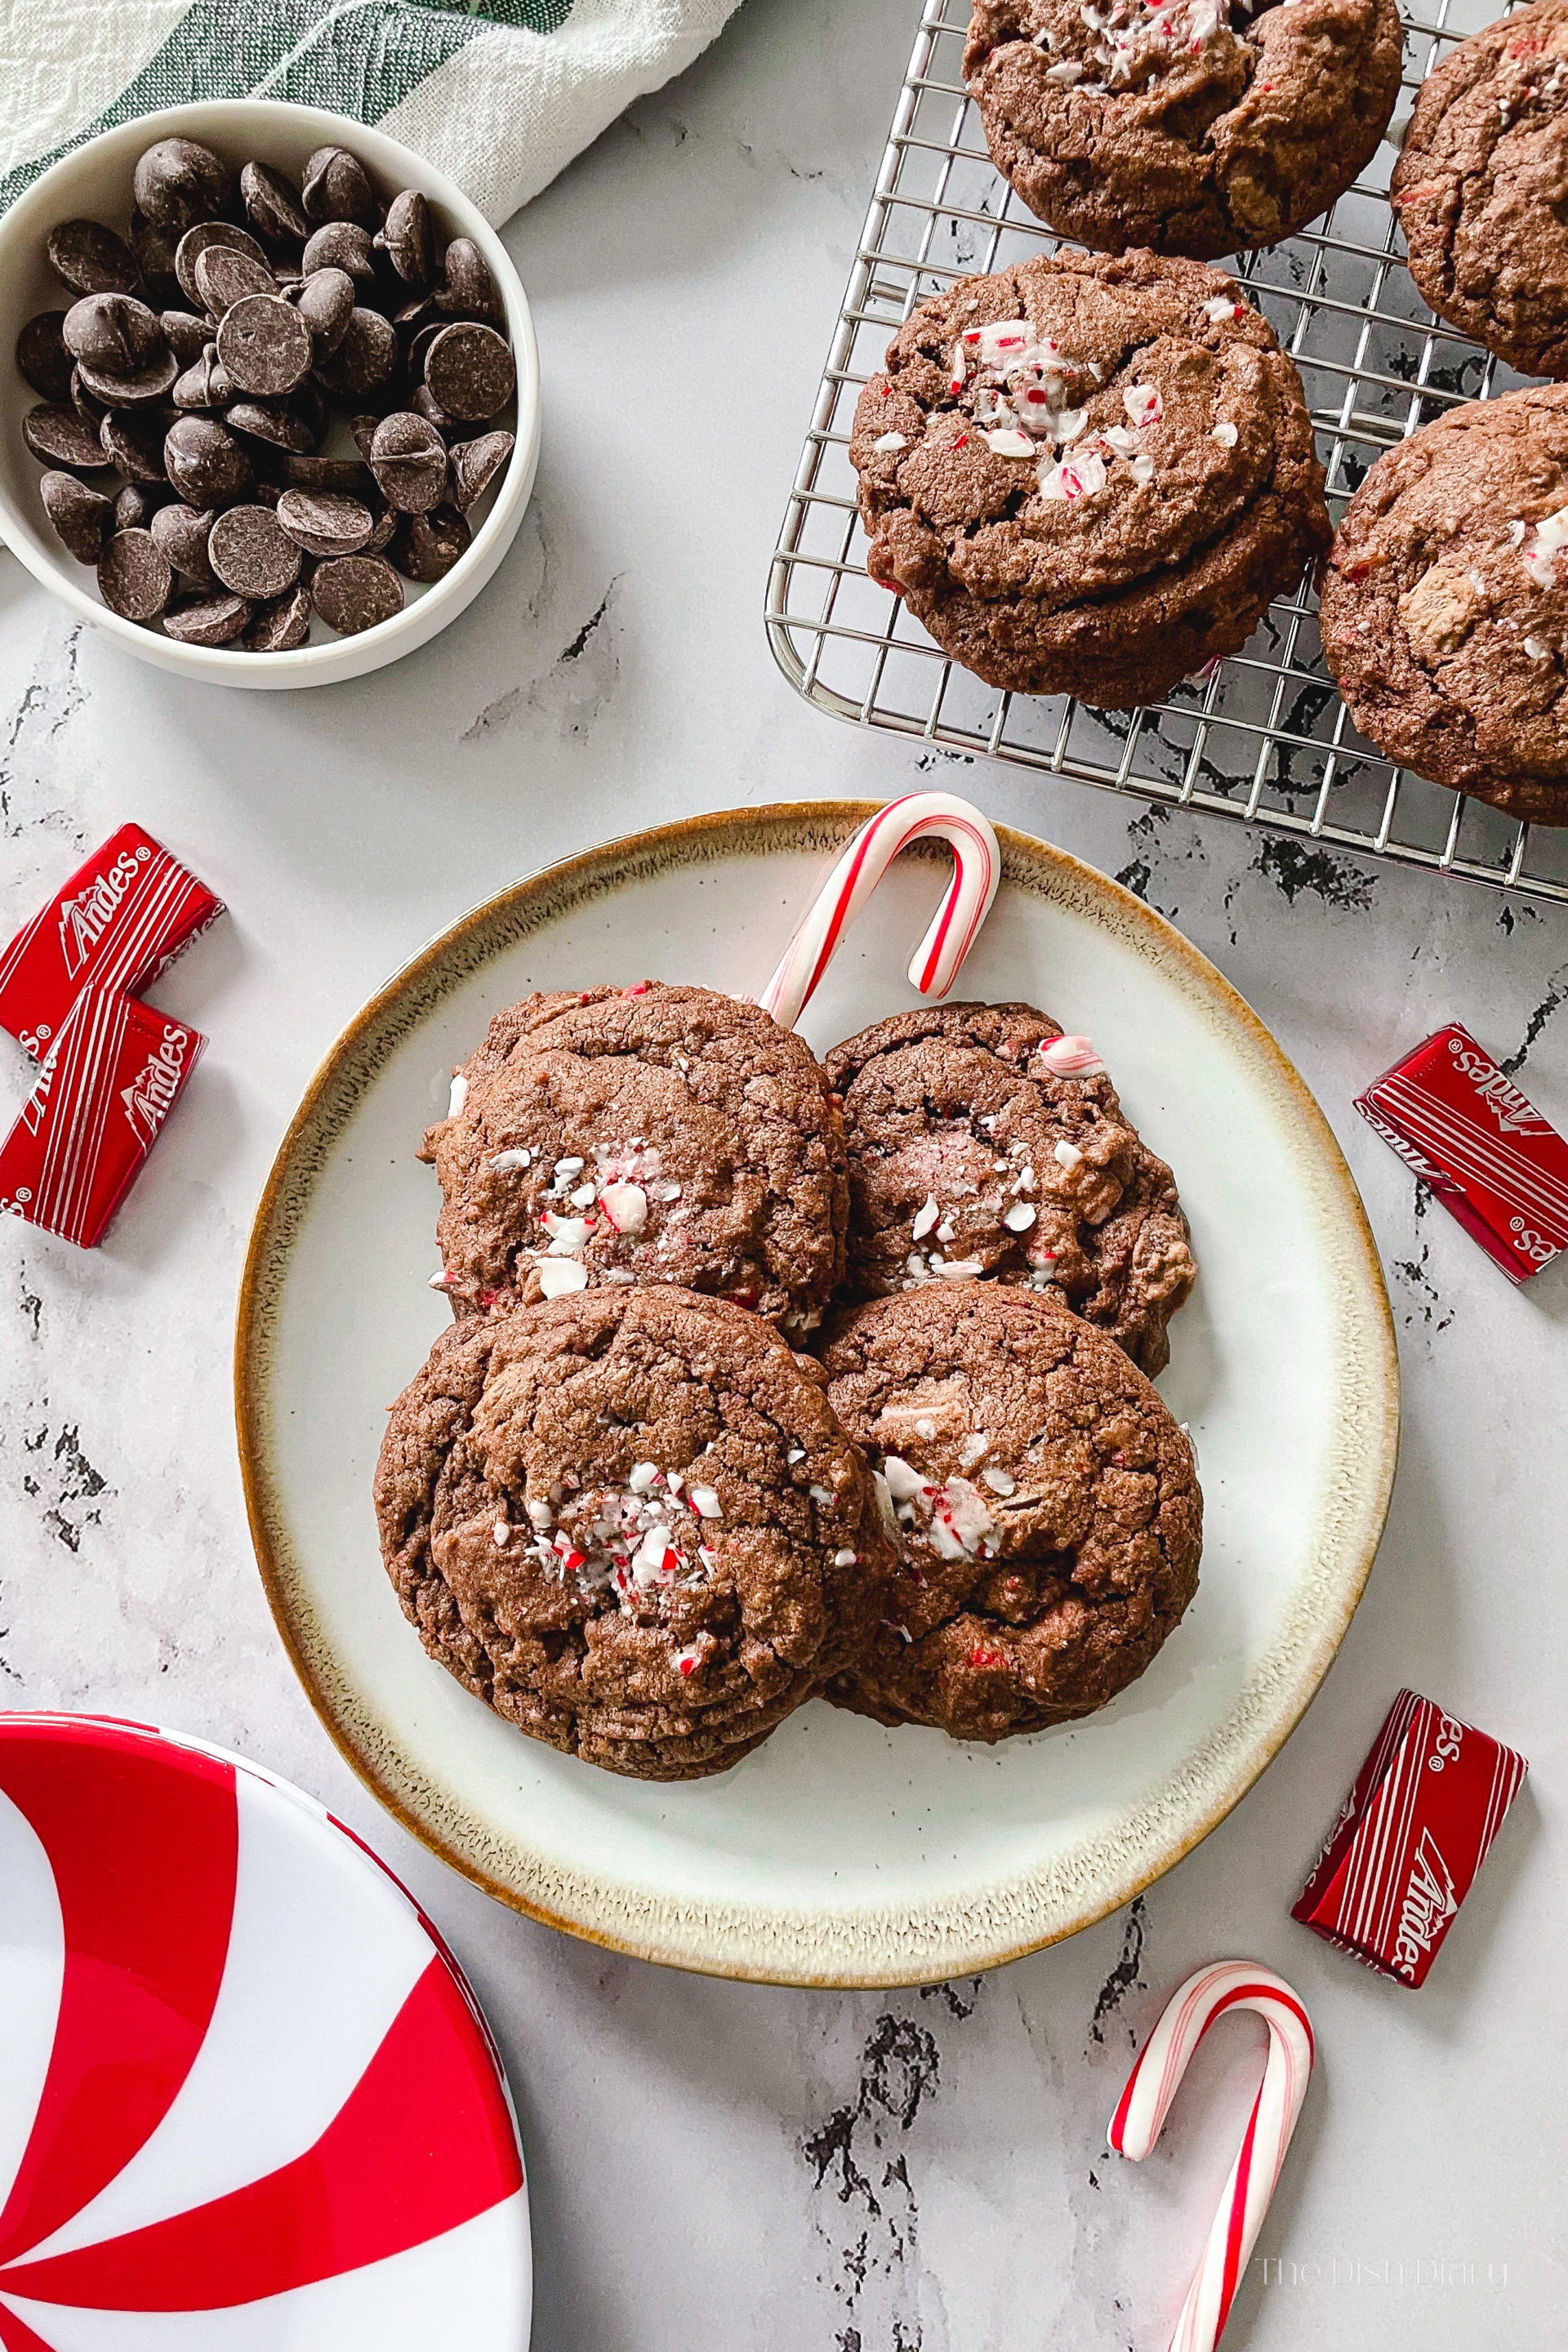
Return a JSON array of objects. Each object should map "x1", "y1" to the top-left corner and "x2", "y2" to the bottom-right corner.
[
  {"x1": 849, "y1": 248, "x2": 1330, "y2": 707},
  {"x1": 1319, "y1": 388, "x2": 1568, "y2": 823},
  {"x1": 1392, "y1": 0, "x2": 1568, "y2": 381},
  {"x1": 819, "y1": 1286, "x2": 1202, "y2": 1743},
  {"x1": 826, "y1": 1000, "x2": 1196, "y2": 1374},
  {"x1": 421, "y1": 982, "x2": 847, "y2": 1333},
  {"x1": 374, "y1": 1286, "x2": 893, "y2": 1780},
  {"x1": 964, "y1": 0, "x2": 1401, "y2": 261}
]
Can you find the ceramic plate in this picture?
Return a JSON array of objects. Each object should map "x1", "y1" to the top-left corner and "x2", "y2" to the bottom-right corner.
[
  {"x1": 236, "y1": 804, "x2": 1398, "y2": 1987},
  {"x1": 0, "y1": 1713, "x2": 530, "y2": 2350}
]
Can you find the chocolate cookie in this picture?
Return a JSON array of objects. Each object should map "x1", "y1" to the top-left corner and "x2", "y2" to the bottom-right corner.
[
  {"x1": 820, "y1": 1287, "x2": 1201, "y2": 1743},
  {"x1": 826, "y1": 1002, "x2": 1196, "y2": 1375},
  {"x1": 1318, "y1": 387, "x2": 1568, "y2": 823},
  {"x1": 373, "y1": 1287, "x2": 892, "y2": 1779},
  {"x1": 1392, "y1": 0, "x2": 1568, "y2": 380},
  {"x1": 422, "y1": 982, "x2": 848, "y2": 1334},
  {"x1": 849, "y1": 249, "x2": 1330, "y2": 706},
  {"x1": 965, "y1": 0, "x2": 1402, "y2": 261}
]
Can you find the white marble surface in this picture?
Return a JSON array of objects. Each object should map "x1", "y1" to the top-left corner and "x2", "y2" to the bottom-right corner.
[{"x1": 2, "y1": 2, "x2": 1566, "y2": 2345}]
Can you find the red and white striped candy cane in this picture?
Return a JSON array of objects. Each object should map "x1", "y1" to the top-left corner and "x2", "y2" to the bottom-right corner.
[
  {"x1": 760, "y1": 792, "x2": 1000, "y2": 1031},
  {"x1": 1110, "y1": 1961, "x2": 1315, "y2": 2352}
]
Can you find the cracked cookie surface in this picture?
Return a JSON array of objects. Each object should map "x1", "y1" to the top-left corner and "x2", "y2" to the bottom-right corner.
[
  {"x1": 965, "y1": 0, "x2": 1401, "y2": 262},
  {"x1": 821, "y1": 1286, "x2": 1202, "y2": 1743},
  {"x1": 826, "y1": 1001, "x2": 1196, "y2": 1374},
  {"x1": 849, "y1": 248, "x2": 1330, "y2": 706},
  {"x1": 1392, "y1": 0, "x2": 1568, "y2": 381},
  {"x1": 421, "y1": 981, "x2": 847, "y2": 1332},
  {"x1": 1319, "y1": 387, "x2": 1568, "y2": 822},
  {"x1": 373, "y1": 1286, "x2": 893, "y2": 1780}
]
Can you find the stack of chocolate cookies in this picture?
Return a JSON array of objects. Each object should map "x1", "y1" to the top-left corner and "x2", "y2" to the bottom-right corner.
[
  {"x1": 842, "y1": 0, "x2": 1568, "y2": 824},
  {"x1": 375, "y1": 981, "x2": 1202, "y2": 1780}
]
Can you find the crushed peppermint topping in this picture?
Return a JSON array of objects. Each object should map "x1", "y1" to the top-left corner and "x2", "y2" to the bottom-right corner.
[
  {"x1": 488, "y1": 1147, "x2": 531, "y2": 1171},
  {"x1": 1123, "y1": 383, "x2": 1163, "y2": 427},
  {"x1": 1003, "y1": 1201, "x2": 1038, "y2": 1232},
  {"x1": 1129, "y1": 452, "x2": 1156, "y2": 486},
  {"x1": 1526, "y1": 635, "x2": 1552, "y2": 659},
  {"x1": 986, "y1": 427, "x2": 1036, "y2": 457},
  {"x1": 1205, "y1": 296, "x2": 1239, "y2": 320},
  {"x1": 982, "y1": 1468, "x2": 1017, "y2": 1495},
  {"x1": 629, "y1": 1461, "x2": 659, "y2": 1494},
  {"x1": 447, "y1": 1074, "x2": 467, "y2": 1118},
  {"x1": 492, "y1": 1520, "x2": 511, "y2": 1547},
  {"x1": 689, "y1": 1485, "x2": 723, "y2": 1519},
  {"x1": 427, "y1": 1268, "x2": 452, "y2": 1290},
  {"x1": 1212, "y1": 421, "x2": 1239, "y2": 447},
  {"x1": 541, "y1": 1211, "x2": 591, "y2": 1254},
  {"x1": 874, "y1": 430, "x2": 907, "y2": 453},
  {"x1": 1039, "y1": 1032, "x2": 1107, "y2": 1076},
  {"x1": 1508, "y1": 519, "x2": 1527, "y2": 546},
  {"x1": 536, "y1": 1258, "x2": 589, "y2": 1297},
  {"x1": 834, "y1": 1548, "x2": 858, "y2": 1566},
  {"x1": 911, "y1": 1194, "x2": 941, "y2": 1241},
  {"x1": 1040, "y1": 449, "x2": 1107, "y2": 501},
  {"x1": 672, "y1": 1643, "x2": 702, "y2": 1677},
  {"x1": 930, "y1": 1255, "x2": 985, "y2": 1279},
  {"x1": 786, "y1": 1446, "x2": 806, "y2": 1464},
  {"x1": 599, "y1": 1181, "x2": 648, "y2": 1233},
  {"x1": 808, "y1": 1483, "x2": 833, "y2": 1505},
  {"x1": 1054, "y1": 1138, "x2": 1085, "y2": 1171}
]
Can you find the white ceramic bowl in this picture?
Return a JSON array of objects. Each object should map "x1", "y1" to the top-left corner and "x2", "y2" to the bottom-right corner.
[{"x1": 0, "y1": 100, "x2": 541, "y2": 688}]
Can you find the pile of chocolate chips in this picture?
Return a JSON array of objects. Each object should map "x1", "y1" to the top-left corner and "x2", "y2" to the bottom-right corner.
[{"x1": 16, "y1": 136, "x2": 518, "y2": 649}]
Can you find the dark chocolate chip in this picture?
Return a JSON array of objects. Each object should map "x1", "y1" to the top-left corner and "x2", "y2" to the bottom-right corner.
[
  {"x1": 152, "y1": 501, "x2": 220, "y2": 587},
  {"x1": 348, "y1": 412, "x2": 380, "y2": 461},
  {"x1": 292, "y1": 265, "x2": 354, "y2": 356},
  {"x1": 275, "y1": 487, "x2": 373, "y2": 557},
  {"x1": 164, "y1": 414, "x2": 252, "y2": 506},
  {"x1": 129, "y1": 210, "x2": 180, "y2": 304},
  {"x1": 374, "y1": 189, "x2": 434, "y2": 288},
  {"x1": 405, "y1": 320, "x2": 444, "y2": 388},
  {"x1": 163, "y1": 590, "x2": 253, "y2": 644},
  {"x1": 301, "y1": 220, "x2": 376, "y2": 288},
  {"x1": 310, "y1": 306, "x2": 396, "y2": 399},
  {"x1": 174, "y1": 345, "x2": 235, "y2": 412},
  {"x1": 252, "y1": 479, "x2": 283, "y2": 507},
  {"x1": 223, "y1": 398, "x2": 317, "y2": 452},
  {"x1": 278, "y1": 451, "x2": 374, "y2": 495},
  {"x1": 23, "y1": 403, "x2": 107, "y2": 470},
  {"x1": 450, "y1": 429, "x2": 514, "y2": 511},
  {"x1": 410, "y1": 384, "x2": 456, "y2": 442},
  {"x1": 47, "y1": 218, "x2": 142, "y2": 297},
  {"x1": 40, "y1": 470, "x2": 114, "y2": 562},
  {"x1": 114, "y1": 481, "x2": 172, "y2": 532},
  {"x1": 62, "y1": 292, "x2": 166, "y2": 373},
  {"x1": 216, "y1": 294, "x2": 314, "y2": 397},
  {"x1": 241, "y1": 161, "x2": 310, "y2": 244},
  {"x1": 161, "y1": 308, "x2": 211, "y2": 367},
  {"x1": 99, "y1": 408, "x2": 169, "y2": 483},
  {"x1": 391, "y1": 502, "x2": 470, "y2": 582},
  {"x1": 423, "y1": 321, "x2": 514, "y2": 421},
  {"x1": 175, "y1": 220, "x2": 268, "y2": 306},
  {"x1": 312, "y1": 552, "x2": 403, "y2": 635},
  {"x1": 434, "y1": 238, "x2": 502, "y2": 325},
  {"x1": 132, "y1": 139, "x2": 231, "y2": 236},
  {"x1": 244, "y1": 581, "x2": 313, "y2": 650},
  {"x1": 393, "y1": 291, "x2": 437, "y2": 342},
  {"x1": 368, "y1": 411, "x2": 448, "y2": 512},
  {"x1": 362, "y1": 501, "x2": 399, "y2": 555},
  {"x1": 301, "y1": 148, "x2": 379, "y2": 228},
  {"x1": 98, "y1": 528, "x2": 173, "y2": 620},
  {"x1": 74, "y1": 346, "x2": 180, "y2": 408},
  {"x1": 194, "y1": 242, "x2": 278, "y2": 318},
  {"x1": 16, "y1": 311, "x2": 75, "y2": 403},
  {"x1": 208, "y1": 502, "x2": 302, "y2": 597}
]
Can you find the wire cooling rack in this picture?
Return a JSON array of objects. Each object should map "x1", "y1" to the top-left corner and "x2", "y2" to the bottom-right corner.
[{"x1": 768, "y1": 0, "x2": 1568, "y2": 906}]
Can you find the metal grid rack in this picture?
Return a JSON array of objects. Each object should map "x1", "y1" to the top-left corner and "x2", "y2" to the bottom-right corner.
[{"x1": 768, "y1": 0, "x2": 1568, "y2": 906}]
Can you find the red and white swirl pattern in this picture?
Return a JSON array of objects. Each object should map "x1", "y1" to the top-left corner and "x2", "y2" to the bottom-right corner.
[{"x1": 0, "y1": 1715, "x2": 528, "y2": 2352}]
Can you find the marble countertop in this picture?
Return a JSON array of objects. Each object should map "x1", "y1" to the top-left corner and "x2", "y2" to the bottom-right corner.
[{"x1": 2, "y1": 2, "x2": 1564, "y2": 2344}]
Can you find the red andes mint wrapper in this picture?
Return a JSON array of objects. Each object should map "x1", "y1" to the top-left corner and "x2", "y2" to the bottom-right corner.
[
  {"x1": 0, "y1": 987, "x2": 204, "y2": 1248},
  {"x1": 1292, "y1": 1690, "x2": 1528, "y2": 1989},
  {"x1": 0, "y1": 823, "x2": 223, "y2": 1061},
  {"x1": 1355, "y1": 1022, "x2": 1568, "y2": 1283}
]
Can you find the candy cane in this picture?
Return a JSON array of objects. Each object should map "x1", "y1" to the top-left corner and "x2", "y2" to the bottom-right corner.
[
  {"x1": 1109, "y1": 1962, "x2": 1315, "y2": 2352},
  {"x1": 760, "y1": 792, "x2": 1000, "y2": 1031}
]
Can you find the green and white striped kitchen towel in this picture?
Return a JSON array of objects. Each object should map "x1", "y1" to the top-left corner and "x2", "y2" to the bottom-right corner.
[{"x1": 0, "y1": 0, "x2": 742, "y2": 225}]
